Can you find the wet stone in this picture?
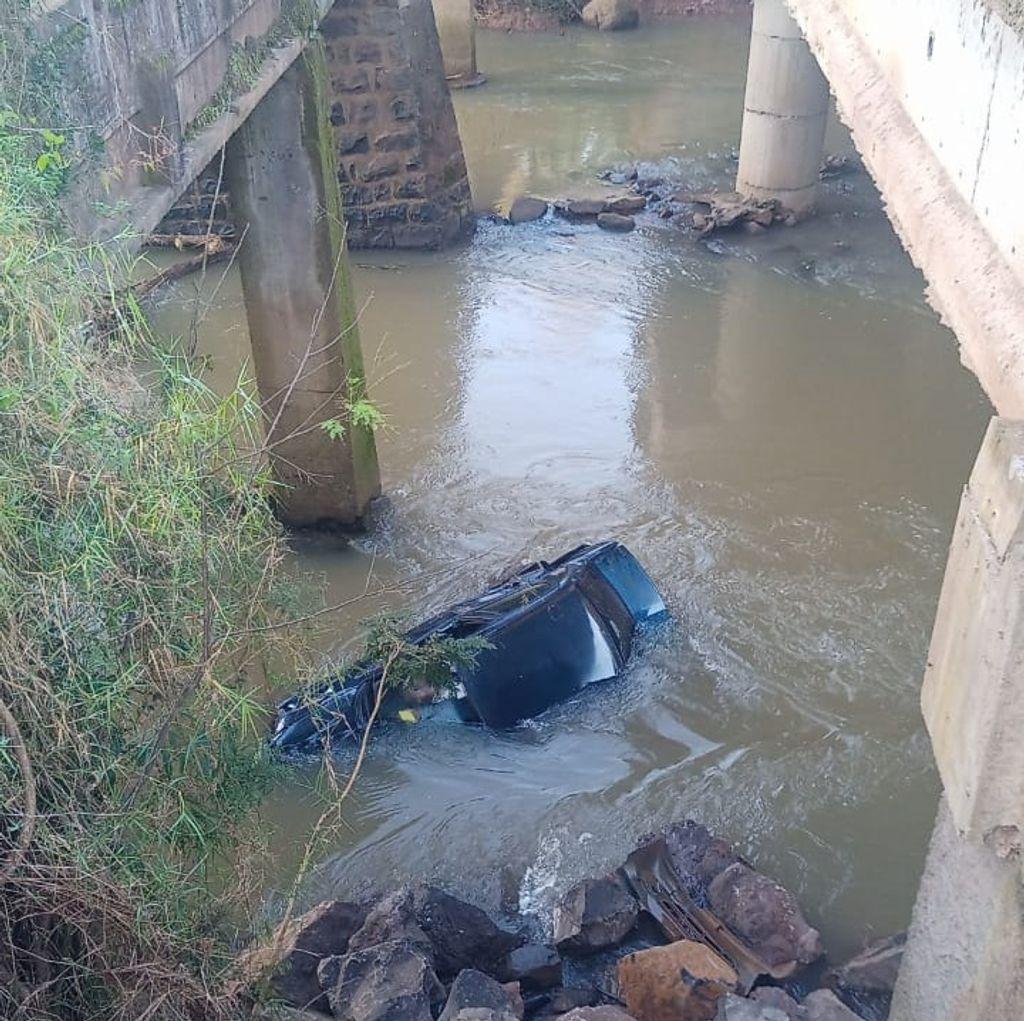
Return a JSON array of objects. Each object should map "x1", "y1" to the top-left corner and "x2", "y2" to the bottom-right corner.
[
  {"x1": 617, "y1": 940, "x2": 738, "y2": 1021},
  {"x1": 318, "y1": 940, "x2": 445, "y2": 1021},
  {"x1": 497, "y1": 943, "x2": 562, "y2": 990},
  {"x1": 597, "y1": 212, "x2": 636, "y2": 232},
  {"x1": 439, "y1": 969, "x2": 521, "y2": 1021},
  {"x1": 553, "y1": 876, "x2": 638, "y2": 955},
  {"x1": 604, "y1": 195, "x2": 646, "y2": 214},
  {"x1": 801, "y1": 990, "x2": 864, "y2": 1021},
  {"x1": 508, "y1": 197, "x2": 548, "y2": 224}
]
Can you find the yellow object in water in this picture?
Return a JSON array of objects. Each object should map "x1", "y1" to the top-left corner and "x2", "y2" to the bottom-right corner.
[{"x1": 398, "y1": 709, "x2": 419, "y2": 724}]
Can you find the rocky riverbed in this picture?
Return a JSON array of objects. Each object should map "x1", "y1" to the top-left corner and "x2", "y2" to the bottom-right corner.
[{"x1": 248, "y1": 820, "x2": 900, "y2": 1021}]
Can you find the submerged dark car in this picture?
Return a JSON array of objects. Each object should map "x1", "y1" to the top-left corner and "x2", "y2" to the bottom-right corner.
[{"x1": 270, "y1": 541, "x2": 667, "y2": 752}]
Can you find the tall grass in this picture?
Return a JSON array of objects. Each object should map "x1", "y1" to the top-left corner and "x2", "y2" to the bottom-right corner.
[{"x1": 0, "y1": 47, "x2": 308, "y2": 1021}]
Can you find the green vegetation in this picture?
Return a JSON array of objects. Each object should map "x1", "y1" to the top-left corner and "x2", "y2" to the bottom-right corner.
[
  {"x1": 0, "y1": 110, "x2": 307, "y2": 1018},
  {"x1": 188, "y1": 0, "x2": 322, "y2": 136}
]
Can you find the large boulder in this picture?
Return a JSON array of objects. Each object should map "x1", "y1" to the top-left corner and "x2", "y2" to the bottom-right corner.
[
  {"x1": 652, "y1": 821, "x2": 822, "y2": 972},
  {"x1": 800, "y1": 991, "x2": 863, "y2": 1021},
  {"x1": 413, "y1": 884, "x2": 521, "y2": 979},
  {"x1": 617, "y1": 940, "x2": 737, "y2": 1021},
  {"x1": 707, "y1": 864, "x2": 823, "y2": 969},
  {"x1": 508, "y1": 197, "x2": 548, "y2": 225},
  {"x1": 581, "y1": 0, "x2": 639, "y2": 31},
  {"x1": 553, "y1": 876, "x2": 638, "y2": 955},
  {"x1": 347, "y1": 888, "x2": 434, "y2": 964},
  {"x1": 496, "y1": 943, "x2": 562, "y2": 990},
  {"x1": 439, "y1": 969, "x2": 521, "y2": 1021},
  {"x1": 317, "y1": 940, "x2": 445, "y2": 1021},
  {"x1": 238, "y1": 900, "x2": 368, "y2": 1012}
]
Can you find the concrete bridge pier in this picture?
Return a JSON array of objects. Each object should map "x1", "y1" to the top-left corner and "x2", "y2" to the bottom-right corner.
[
  {"x1": 225, "y1": 44, "x2": 381, "y2": 530},
  {"x1": 736, "y1": 0, "x2": 830, "y2": 216},
  {"x1": 432, "y1": 0, "x2": 484, "y2": 87},
  {"x1": 891, "y1": 417, "x2": 1024, "y2": 1020}
]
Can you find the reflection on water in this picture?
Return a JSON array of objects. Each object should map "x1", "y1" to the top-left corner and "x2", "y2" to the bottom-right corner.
[{"x1": 146, "y1": 20, "x2": 992, "y2": 957}]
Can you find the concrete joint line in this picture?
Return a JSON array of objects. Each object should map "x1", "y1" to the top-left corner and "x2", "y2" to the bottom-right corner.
[
  {"x1": 743, "y1": 107, "x2": 828, "y2": 120},
  {"x1": 737, "y1": 179, "x2": 813, "y2": 195}
]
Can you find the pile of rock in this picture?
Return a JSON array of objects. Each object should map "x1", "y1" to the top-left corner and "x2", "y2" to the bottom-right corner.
[
  {"x1": 502, "y1": 194, "x2": 647, "y2": 232},
  {"x1": 247, "y1": 820, "x2": 898, "y2": 1021}
]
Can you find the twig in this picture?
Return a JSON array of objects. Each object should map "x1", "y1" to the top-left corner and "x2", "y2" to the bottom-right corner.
[{"x1": 0, "y1": 695, "x2": 37, "y2": 886}]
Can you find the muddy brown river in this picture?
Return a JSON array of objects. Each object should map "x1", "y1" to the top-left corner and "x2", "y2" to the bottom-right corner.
[{"x1": 147, "y1": 19, "x2": 992, "y2": 960}]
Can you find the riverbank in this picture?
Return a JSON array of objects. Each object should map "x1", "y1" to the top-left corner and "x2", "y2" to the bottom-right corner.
[{"x1": 475, "y1": 0, "x2": 750, "y2": 31}]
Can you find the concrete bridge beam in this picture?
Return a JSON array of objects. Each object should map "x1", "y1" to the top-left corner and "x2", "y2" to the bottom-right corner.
[
  {"x1": 225, "y1": 44, "x2": 381, "y2": 529},
  {"x1": 736, "y1": 0, "x2": 830, "y2": 215}
]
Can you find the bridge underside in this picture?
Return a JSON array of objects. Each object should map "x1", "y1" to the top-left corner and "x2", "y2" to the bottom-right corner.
[{"x1": 787, "y1": 0, "x2": 1024, "y2": 419}]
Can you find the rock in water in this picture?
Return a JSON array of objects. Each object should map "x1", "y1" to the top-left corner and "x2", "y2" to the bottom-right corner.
[
  {"x1": 828, "y1": 932, "x2": 905, "y2": 998},
  {"x1": 508, "y1": 197, "x2": 548, "y2": 224},
  {"x1": 237, "y1": 899, "x2": 368, "y2": 1012},
  {"x1": 597, "y1": 212, "x2": 636, "y2": 232},
  {"x1": 715, "y1": 994, "x2": 791, "y2": 1021},
  {"x1": 562, "y1": 198, "x2": 607, "y2": 219},
  {"x1": 440, "y1": 969, "x2": 522, "y2": 1021},
  {"x1": 801, "y1": 990, "x2": 864, "y2": 1021},
  {"x1": 617, "y1": 940, "x2": 738, "y2": 1021},
  {"x1": 413, "y1": 884, "x2": 521, "y2": 978},
  {"x1": 707, "y1": 864, "x2": 823, "y2": 968},
  {"x1": 497, "y1": 943, "x2": 563, "y2": 990},
  {"x1": 553, "y1": 876, "x2": 639, "y2": 955},
  {"x1": 318, "y1": 940, "x2": 445, "y2": 1021},
  {"x1": 604, "y1": 195, "x2": 647, "y2": 214},
  {"x1": 581, "y1": 0, "x2": 640, "y2": 31}
]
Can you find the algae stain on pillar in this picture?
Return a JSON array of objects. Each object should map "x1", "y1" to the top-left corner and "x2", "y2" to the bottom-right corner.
[
  {"x1": 225, "y1": 40, "x2": 381, "y2": 529},
  {"x1": 736, "y1": 0, "x2": 830, "y2": 215}
]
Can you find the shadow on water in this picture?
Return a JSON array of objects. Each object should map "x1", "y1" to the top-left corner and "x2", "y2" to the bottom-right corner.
[{"x1": 146, "y1": 19, "x2": 992, "y2": 958}]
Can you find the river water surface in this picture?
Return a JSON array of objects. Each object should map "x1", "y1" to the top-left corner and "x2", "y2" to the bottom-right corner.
[{"x1": 148, "y1": 20, "x2": 992, "y2": 960}]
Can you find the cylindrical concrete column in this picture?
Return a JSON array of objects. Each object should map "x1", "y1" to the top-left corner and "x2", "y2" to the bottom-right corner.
[
  {"x1": 225, "y1": 44, "x2": 381, "y2": 529},
  {"x1": 431, "y1": 0, "x2": 484, "y2": 87},
  {"x1": 736, "y1": 0, "x2": 829, "y2": 215}
]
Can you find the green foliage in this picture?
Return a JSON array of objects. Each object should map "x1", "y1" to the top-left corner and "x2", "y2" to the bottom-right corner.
[
  {"x1": 0, "y1": 100, "x2": 306, "y2": 1021},
  {"x1": 187, "y1": 0, "x2": 323, "y2": 137},
  {"x1": 319, "y1": 378, "x2": 386, "y2": 442},
  {"x1": 357, "y1": 615, "x2": 492, "y2": 698}
]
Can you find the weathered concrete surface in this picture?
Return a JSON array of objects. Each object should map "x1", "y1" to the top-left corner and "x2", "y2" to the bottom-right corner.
[
  {"x1": 736, "y1": 0, "x2": 830, "y2": 214},
  {"x1": 39, "y1": 0, "x2": 325, "y2": 243},
  {"x1": 324, "y1": 0, "x2": 474, "y2": 249},
  {"x1": 890, "y1": 798, "x2": 1024, "y2": 1021},
  {"x1": 225, "y1": 45, "x2": 381, "y2": 528},
  {"x1": 432, "y1": 0, "x2": 481, "y2": 83},
  {"x1": 785, "y1": 0, "x2": 1024, "y2": 416},
  {"x1": 920, "y1": 416, "x2": 1024, "y2": 843}
]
